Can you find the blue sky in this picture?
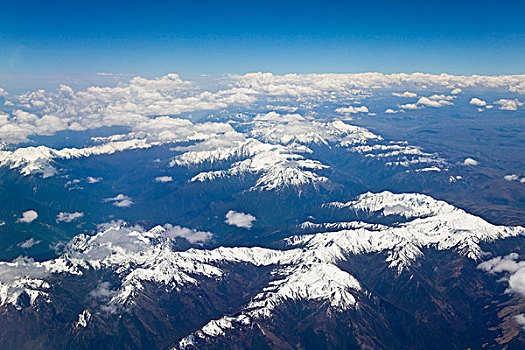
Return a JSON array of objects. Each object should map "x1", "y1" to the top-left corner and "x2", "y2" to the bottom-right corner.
[{"x1": 0, "y1": 0, "x2": 524, "y2": 84}]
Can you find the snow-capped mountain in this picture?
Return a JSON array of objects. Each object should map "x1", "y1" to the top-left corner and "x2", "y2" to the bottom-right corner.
[
  {"x1": 1, "y1": 73, "x2": 524, "y2": 350},
  {"x1": 1, "y1": 192, "x2": 522, "y2": 348},
  {"x1": 173, "y1": 139, "x2": 329, "y2": 191},
  {"x1": 0, "y1": 139, "x2": 156, "y2": 177},
  {"x1": 0, "y1": 114, "x2": 445, "y2": 196}
]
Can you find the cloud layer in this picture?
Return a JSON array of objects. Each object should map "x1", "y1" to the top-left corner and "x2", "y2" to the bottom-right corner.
[{"x1": 0, "y1": 72, "x2": 523, "y2": 146}]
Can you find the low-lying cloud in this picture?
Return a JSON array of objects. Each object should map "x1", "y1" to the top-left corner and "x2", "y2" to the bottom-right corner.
[
  {"x1": 17, "y1": 210, "x2": 38, "y2": 223},
  {"x1": 470, "y1": 97, "x2": 487, "y2": 107},
  {"x1": 56, "y1": 212, "x2": 84, "y2": 223},
  {"x1": 463, "y1": 158, "x2": 479, "y2": 166},
  {"x1": 478, "y1": 253, "x2": 525, "y2": 297},
  {"x1": 155, "y1": 176, "x2": 173, "y2": 183},
  {"x1": 104, "y1": 194, "x2": 134, "y2": 207},
  {"x1": 335, "y1": 106, "x2": 369, "y2": 114},
  {"x1": 225, "y1": 210, "x2": 257, "y2": 229},
  {"x1": 494, "y1": 98, "x2": 523, "y2": 111},
  {"x1": 163, "y1": 224, "x2": 213, "y2": 244},
  {"x1": 392, "y1": 91, "x2": 417, "y2": 98},
  {"x1": 18, "y1": 238, "x2": 41, "y2": 249}
]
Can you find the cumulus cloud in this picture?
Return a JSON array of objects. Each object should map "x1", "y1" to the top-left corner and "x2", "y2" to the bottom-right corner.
[
  {"x1": 470, "y1": 97, "x2": 487, "y2": 107},
  {"x1": 385, "y1": 109, "x2": 398, "y2": 114},
  {"x1": 463, "y1": 158, "x2": 479, "y2": 166},
  {"x1": 86, "y1": 176, "x2": 102, "y2": 183},
  {"x1": 113, "y1": 200, "x2": 133, "y2": 208},
  {"x1": 494, "y1": 99, "x2": 523, "y2": 111},
  {"x1": 0, "y1": 72, "x2": 523, "y2": 149},
  {"x1": 155, "y1": 176, "x2": 173, "y2": 183},
  {"x1": 503, "y1": 174, "x2": 525, "y2": 182},
  {"x1": 163, "y1": 224, "x2": 213, "y2": 244},
  {"x1": 18, "y1": 238, "x2": 42, "y2": 249},
  {"x1": 335, "y1": 106, "x2": 369, "y2": 114},
  {"x1": 416, "y1": 96, "x2": 453, "y2": 107},
  {"x1": 234, "y1": 72, "x2": 525, "y2": 99},
  {"x1": 399, "y1": 103, "x2": 419, "y2": 110},
  {"x1": 225, "y1": 210, "x2": 257, "y2": 229},
  {"x1": 0, "y1": 74, "x2": 255, "y2": 144},
  {"x1": 104, "y1": 194, "x2": 134, "y2": 207},
  {"x1": 450, "y1": 88, "x2": 462, "y2": 94},
  {"x1": 392, "y1": 91, "x2": 417, "y2": 98},
  {"x1": 56, "y1": 212, "x2": 84, "y2": 223},
  {"x1": 428, "y1": 94, "x2": 455, "y2": 101},
  {"x1": 17, "y1": 210, "x2": 38, "y2": 223},
  {"x1": 478, "y1": 253, "x2": 525, "y2": 297},
  {"x1": 504, "y1": 174, "x2": 519, "y2": 181}
]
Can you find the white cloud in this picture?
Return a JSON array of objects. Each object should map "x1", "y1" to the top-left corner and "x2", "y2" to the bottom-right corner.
[
  {"x1": 392, "y1": 91, "x2": 417, "y2": 98},
  {"x1": 399, "y1": 103, "x2": 419, "y2": 110},
  {"x1": 428, "y1": 94, "x2": 455, "y2": 101},
  {"x1": 335, "y1": 106, "x2": 369, "y2": 114},
  {"x1": 56, "y1": 212, "x2": 84, "y2": 223},
  {"x1": 470, "y1": 97, "x2": 487, "y2": 107},
  {"x1": 86, "y1": 176, "x2": 102, "y2": 183},
  {"x1": 104, "y1": 194, "x2": 134, "y2": 207},
  {"x1": 385, "y1": 109, "x2": 397, "y2": 114},
  {"x1": 494, "y1": 98, "x2": 523, "y2": 111},
  {"x1": 504, "y1": 174, "x2": 519, "y2": 181},
  {"x1": 463, "y1": 158, "x2": 479, "y2": 166},
  {"x1": 0, "y1": 72, "x2": 523, "y2": 150},
  {"x1": 504, "y1": 174, "x2": 524, "y2": 183},
  {"x1": 514, "y1": 314, "x2": 525, "y2": 329},
  {"x1": 17, "y1": 210, "x2": 38, "y2": 223},
  {"x1": 450, "y1": 88, "x2": 462, "y2": 94},
  {"x1": 416, "y1": 96, "x2": 453, "y2": 107},
  {"x1": 163, "y1": 224, "x2": 213, "y2": 244},
  {"x1": 478, "y1": 253, "x2": 525, "y2": 297},
  {"x1": 234, "y1": 72, "x2": 525, "y2": 99},
  {"x1": 225, "y1": 210, "x2": 256, "y2": 229},
  {"x1": 18, "y1": 238, "x2": 41, "y2": 249},
  {"x1": 113, "y1": 199, "x2": 133, "y2": 207},
  {"x1": 155, "y1": 176, "x2": 173, "y2": 183},
  {"x1": 104, "y1": 194, "x2": 129, "y2": 202},
  {"x1": 89, "y1": 281, "x2": 117, "y2": 301},
  {"x1": 0, "y1": 74, "x2": 255, "y2": 144}
]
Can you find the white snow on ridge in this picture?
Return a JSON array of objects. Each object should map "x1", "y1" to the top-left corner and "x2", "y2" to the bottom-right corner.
[
  {"x1": 328, "y1": 191, "x2": 454, "y2": 219},
  {"x1": 171, "y1": 138, "x2": 285, "y2": 167},
  {"x1": 1, "y1": 192, "x2": 522, "y2": 334},
  {"x1": 0, "y1": 109, "x2": 443, "y2": 184},
  {"x1": 168, "y1": 114, "x2": 444, "y2": 191},
  {"x1": 177, "y1": 192, "x2": 524, "y2": 347},
  {"x1": 173, "y1": 138, "x2": 330, "y2": 191},
  {"x1": 250, "y1": 113, "x2": 380, "y2": 146},
  {"x1": 0, "y1": 139, "x2": 156, "y2": 177}
]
